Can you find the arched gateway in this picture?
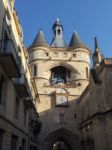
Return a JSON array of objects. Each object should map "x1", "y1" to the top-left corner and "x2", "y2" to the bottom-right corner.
[{"x1": 43, "y1": 128, "x2": 81, "y2": 150}]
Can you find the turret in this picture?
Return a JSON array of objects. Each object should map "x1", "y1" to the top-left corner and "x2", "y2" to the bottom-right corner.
[
  {"x1": 93, "y1": 37, "x2": 103, "y2": 68},
  {"x1": 32, "y1": 29, "x2": 48, "y2": 47},
  {"x1": 28, "y1": 29, "x2": 50, "y2": 80},
  {"x1": 69, "y1": 31, "x2": 84, "y2": 47},
  {"x1": 69, "y1": 31, "x2": 91, "y2": 81}
]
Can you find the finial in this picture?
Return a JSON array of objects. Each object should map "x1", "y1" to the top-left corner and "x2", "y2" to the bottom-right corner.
[
  {"x1": 74, "y1": 30, "x2": 77, "y2": 34},
  {"x1": 56, "y1": 18, "x2": 60, "y2": 22}
]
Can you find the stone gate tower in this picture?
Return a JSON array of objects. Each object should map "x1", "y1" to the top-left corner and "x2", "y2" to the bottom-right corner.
[{"x1": 28, "y1": 19, "x2": 91, "y2": 150}]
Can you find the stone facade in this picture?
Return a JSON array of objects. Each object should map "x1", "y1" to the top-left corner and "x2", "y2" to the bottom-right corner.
[
  {"x1": 28, "y1": 19, "x2": 112, "y2": 150},
  {"x1": 0, "y1": 0, "x2": 40, "y2": 150},
  {"x1": 79, "y1": 58, "x2": 112, "y2": 150}
]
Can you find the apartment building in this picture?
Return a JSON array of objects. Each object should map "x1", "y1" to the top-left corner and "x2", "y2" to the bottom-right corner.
[{"x1": 0, "y1": 0, "x2": 40, "y2": 150}]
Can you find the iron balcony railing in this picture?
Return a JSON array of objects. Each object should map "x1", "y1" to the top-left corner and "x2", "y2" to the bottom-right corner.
[{"x1": 0, "y1": 39, "x2": 21, "y2": 72}]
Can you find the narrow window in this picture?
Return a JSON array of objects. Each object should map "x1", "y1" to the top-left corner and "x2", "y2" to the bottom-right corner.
[
  {"x1": 15, "y1": 97, "x2": 19, "y2": 119},
  {"x1": 0, "y1": 130, "x2": 3, "y2": 150},
  {"x1": 74, "y1": 114, "x2": 77, "y2": 119},
  {"x1": 24, "y1": 107, "x2": 27, "y2": 127},
  {"x1": 11, "y1": 135, "x2": 18, "y2": 150},
  {"x1": 34, "y1": 65, "x2": 37, "y2": 76},
  {"x1": 22, "y1": 139, "x2": 26, "y2": 150},
  {"x1": 0, "y1": 74, "x2": 6, "y2": 106},
  {"x1": 57, "y1": 29, "x2": 61, "y2": 35},
  {"x1": 86, "y1": 67, "x2": 89, "y2": 79},
  {"x1": 3, "y1": 31, "x2": 9, "y2": 52}
]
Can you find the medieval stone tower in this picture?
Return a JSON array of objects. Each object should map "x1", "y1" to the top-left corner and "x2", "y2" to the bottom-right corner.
[{"x1": 28, "y1": 19, "x2": 91, "y2": 150}]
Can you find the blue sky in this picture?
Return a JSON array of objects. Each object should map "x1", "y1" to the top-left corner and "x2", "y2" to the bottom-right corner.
[{"x1": 15, "y1": 0, "x2": 112, "y2": 57}]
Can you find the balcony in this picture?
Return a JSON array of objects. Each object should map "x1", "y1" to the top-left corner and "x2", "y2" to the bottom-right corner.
[
  {"x1": 0, "y1": 40, "x2": 21, "y2": 78},
  {"x1": 13, "y1": 74, "x2": 30, "y2": 97}
]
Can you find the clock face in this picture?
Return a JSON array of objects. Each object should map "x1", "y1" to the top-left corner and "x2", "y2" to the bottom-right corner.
[{"x1": 56, "y1": 88, "x2": 68, "y2": 106}]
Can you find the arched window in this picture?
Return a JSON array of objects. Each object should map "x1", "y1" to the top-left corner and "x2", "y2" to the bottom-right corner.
[
  {"x1": 57, "y1": 29, "x2": 61, "y2": 35},
  {"x1": 34, "y1": 65, "x2": 37, "y2": 76}
]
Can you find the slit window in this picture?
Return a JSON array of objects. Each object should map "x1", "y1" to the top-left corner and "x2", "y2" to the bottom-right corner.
[
  {"x1": 24, "y1": 107, "x2": 27, "y2": 127},
  {"x1": 86, "y1": 67, "x2": 89, "y2": 79},
  {"x1": 15, "y1": 97, "x2": 19, "y2": 119},
  {"x1": 57, "y1": 29, "x2": 61, "y2": 35},
  {"x1": 0, "y1": 74, "x2": 6, "y2": 106},
  {"x1": 34, "y1": 65, "x2": 37, "y2": 76}
]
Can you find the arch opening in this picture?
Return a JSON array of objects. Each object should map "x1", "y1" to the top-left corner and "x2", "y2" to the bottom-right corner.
[
  {"x1": 52, "y1": 140, "x2": 71, "y2": 150},
  {"x1": 50, "y1": 66, "x2": 71, "y2": 85},
  {"x1": 43, "y1": 128, "x2": 81, "y2": 150}
]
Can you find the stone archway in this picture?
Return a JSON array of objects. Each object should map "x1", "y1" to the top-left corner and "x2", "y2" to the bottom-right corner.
[
  {"x1": 47, "y1": 62, "x2": 80, "y2": 74},
  {"x1": 43, "y1": 128, "x2": 81, "y2": 150}
]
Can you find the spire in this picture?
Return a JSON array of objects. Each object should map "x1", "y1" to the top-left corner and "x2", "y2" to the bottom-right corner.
[
  {"x1": 32, "y1": 29, "x2": 48, "y2": 46},
  {"x1": 51, "y1": 19, "x2": 67, "y2": 48},
  {"x1": 93, "y1": 37, "x2": 101, "y2": 55},
  {"x1": 94, "y1": 37, "x2": 99, "y2": 50},
  {"x1": 69, "y1": 31, "x2": 84, "y2": 47},
  {"x1": 93, "y1": 37, "x2": 103, "y2": 67}
]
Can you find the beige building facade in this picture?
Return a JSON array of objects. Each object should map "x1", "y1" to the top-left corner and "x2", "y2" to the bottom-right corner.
[{"x1": 0, "y1": 0, "x2": 40, "y2": 150}]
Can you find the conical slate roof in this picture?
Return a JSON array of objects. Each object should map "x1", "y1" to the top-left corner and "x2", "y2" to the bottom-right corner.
[
  {"x1": 69, "y1": 31, "x2": 84, "y2": 47},
  {"x1": 51, "y1": 36, "x2": 67, "y2": 48},
  {"x1": 32, "y1": 29, "x2": 48, "y2": 46}
]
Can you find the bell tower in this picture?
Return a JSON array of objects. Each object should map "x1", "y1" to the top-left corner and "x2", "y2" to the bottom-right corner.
[
  {"x1": 52, "y1": 18, "x2": 63, "y2": 36},
  {"x1": 51, "y1": 18, "x2": 66, "y2": 48},
  {"x1": 28, "y1": 19, "x2": 91, "y2": 150}
]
